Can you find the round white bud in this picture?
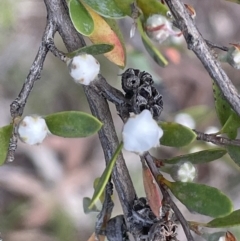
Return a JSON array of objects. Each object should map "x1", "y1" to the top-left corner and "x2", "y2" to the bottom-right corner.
[
  {"x1": 18, "y1": 115, "x2": 49, "y2": 145},
  {"x1": 145, "y1": 14, "x2": 171, "y2": 44},
  {"x1": 122, "y1": 110, "x2": 163, "y2": 155},
  {"x1": 226, "y1": 44, "x2": 240, "y2": 69},
  {"x1": 67, "y1": 54, "x2": 100, "y2": 85},
  {"x1": 171, "y1": 162, "x2": 197, "y2": 182}
]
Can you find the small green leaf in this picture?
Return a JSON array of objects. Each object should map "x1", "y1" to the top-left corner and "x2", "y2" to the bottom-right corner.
[
  {"x1": 159, "y1": 122, "x2": 197, "y2": 147},
  {"x1": 168, "y1": 181, "x2": 233, "y2": 217},
  {"x1": 225, "y1": 145, "x2": 240, "y2": 166},
  {"x1": 45, "y1": 111, "x2": 102, "y2": 138},
  {"x1": 213, "y1": 81, "x2": 232, "y2": 126},
  {"x1": 206, "y1": 209, "x2": 240, "y2": 228},
  {"x1": 66, "y1": 44, "x2": 114, "y2": 58},
  {"x1": 112, "y1": 0, "x2": 134, "y2": 16},
  {"x1": 81, "y1": 0, "x2": 126, "y2": 18},
  {"x1": 138, "y1": 19, "x2": 168, "y2": 67},
  {"x1": 212, "y1": 81, "x2": 240, "y2": 139},
  {"x1": 163, "y1": 148, "x2": 227, "y2": 165},
  {"x1": 83, "y1": 197, "x2": 99, "y2": 213},
  {"x1": 88, "y1": 142, "x2": 123, "y2": 210},
  {"x1": 69, "y1": 0, "x2": 94, "y2": 36},
  {"x1": 220, "y1": 112, "x2": 240, "y2": 139},
  {"x1": 0, "y1": 125, "x2": 13, "y2": 165}
]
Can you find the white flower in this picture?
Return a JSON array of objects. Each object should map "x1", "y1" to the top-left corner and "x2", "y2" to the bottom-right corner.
[
  {"x1": 145, "y1": 14, "x2": 181, "y2": 44},
  {"x1": 67, "y1": 54, "x2": 100, "y2": 85},
  {"x1": 18, "y1": 115, "x2": 49, "y2": 145},
  {"x1": 174, "y1": 113, "x2": 196, "y2": 129},
  {"x1": 122, "y1": 110, "x2": 163, "y2": 155},
  {"x1": 171, "y1": 162, "x2": 197, "y2": 182}
]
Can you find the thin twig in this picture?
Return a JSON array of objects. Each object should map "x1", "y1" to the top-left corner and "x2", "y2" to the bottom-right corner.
[
  {"x1": 46, "y1": 38, "x2": 68, "y2": 62},
  {"x1": 5, "y1": 20, "x2": 57, "y2": 163},
  {"x1": 143, "y1": 153, "x2": 194, "y2": 241},
  {"x1": 91, "y1": 75, "x2": 130, "y2": 121},
  {"x1": 205, "y1": 40, "x2": 229, "y2": 52},
  {"x1": 44, "y1": 0, "x2": 137, "y2": 232},
  {"x1": 194, "y1": 130, "x2": 240, "y2": 146},
  {"x1": 92, "y1": 75, "x2": 127, "y2": 106},
  {"x1": 165, "y1": 0, "x2": 240, "y2": 117},
  {"x1": 10, "y1": 20, "x2": 57, "y2": 118}
]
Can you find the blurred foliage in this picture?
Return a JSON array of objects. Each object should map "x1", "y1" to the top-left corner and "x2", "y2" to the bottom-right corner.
[
  {"x1": 48, "y1": 208, "x2": 77, "y2": 241},
  {"x1": 0, "y1": 0, "x2": 15, "y2": 31}
]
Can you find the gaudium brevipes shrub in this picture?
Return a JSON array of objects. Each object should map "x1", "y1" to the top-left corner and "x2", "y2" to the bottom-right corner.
[{"x1": 1, "y1": 0, "x2": 240, "y2": 241}]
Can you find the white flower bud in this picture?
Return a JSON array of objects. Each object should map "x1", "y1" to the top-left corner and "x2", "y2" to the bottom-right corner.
[
  {"x1": 171, "y1": 162, "x2": 197, "y2": 182},
  {"x1": 145, "y1": 14, "x2": 181, "y2": 44},
  {"x1": 222, "y1": 43, "x2": 240, "y2": 69},
  {"x1": 18, "y1": 115, "x2": 49, "y2": 145},
  {"x1": 67, "y1": 54, "x2": 100, "y2": 85},
  {"x1": 122, "y1": 110, "x2": 163, "y2": 155}
]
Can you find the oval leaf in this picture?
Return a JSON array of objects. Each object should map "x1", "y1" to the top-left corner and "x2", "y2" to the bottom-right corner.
[
  {"x1": 82, "y1": 0, "x2": 126, "y2": 18},
  {"x1": 159, "y1": 122, "x2": 197, "y2": 147},
  {"x1": 69, "y1": 0, "x2": 94, "y2": 36},
  {"x1": 88, "y1": 142, "x2": 123, "y2": 209},
  {"x1": 163, "y1": 148, "x2": 227, "y2": 165},
  {"x1": 0, "y1": 125, "x2": 13, "y2": 165},
  {"x1": 66, "y1": 44, "x2": 114, "y2": 58},
  {"x1": 206, "y1": 209, "x2": 240, "y2": 228},
  {"x1": 212, "y1": 81, "x2": 240, "y2": 139},
  {"x1": 142, "y1": 161, "x2": 162, "y2": 218},
  {"x1": 45, "y1": 111, "x2": 102, "y2": 138},
  {"x1": 138, "y1": 19, "x2": 168, "y2": 67},
  {"x1": 84, "y1": 4, "x2": 126, "y2": 67},
  {"x1": 167, "y1": 181, "x2": 233, "y2": 217},
  {"x1": 220, "y1": 112, "x2": 240, "y2": 139},
  {"x1": 225, "y1": 145, "x2": 240, "y2": 167},
  {"x1": 213, "y1": 81, "x2": 232, "y2": 126}
]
